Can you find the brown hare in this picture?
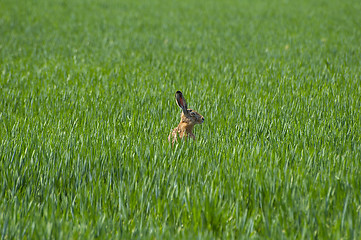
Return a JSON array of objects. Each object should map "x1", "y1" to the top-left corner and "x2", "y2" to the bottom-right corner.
[{"x1": 168, "y1": 91, "x2": 204, "y2": 145}]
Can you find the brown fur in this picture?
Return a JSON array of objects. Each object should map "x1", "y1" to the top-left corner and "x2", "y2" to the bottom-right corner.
[{"x1": 168, "y1": 91, "x2": 204, "y2": 145}]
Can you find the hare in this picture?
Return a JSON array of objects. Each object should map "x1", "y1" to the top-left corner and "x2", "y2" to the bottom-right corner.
[{"x1": 168, "y1": 91, "x2": 205, "y2": 145}]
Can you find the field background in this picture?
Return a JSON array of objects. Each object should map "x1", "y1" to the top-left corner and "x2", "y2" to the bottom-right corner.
[{"x1": 1, "y1": 0, "x2": 361, "y2": 238}]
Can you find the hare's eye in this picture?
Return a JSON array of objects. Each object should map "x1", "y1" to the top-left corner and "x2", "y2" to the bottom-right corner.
[{"x1": 190, "y1": 112, "x2": 195, "y2": 116}]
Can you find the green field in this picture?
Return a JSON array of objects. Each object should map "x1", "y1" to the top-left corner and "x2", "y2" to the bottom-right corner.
[{"x1": 1, "y1": 0, "x2": 361, "y2": 238}]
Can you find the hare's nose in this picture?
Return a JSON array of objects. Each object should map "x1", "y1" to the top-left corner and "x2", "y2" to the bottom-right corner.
[{"x1": 202, "y1": 117, "x2": 205, "y2": 121}]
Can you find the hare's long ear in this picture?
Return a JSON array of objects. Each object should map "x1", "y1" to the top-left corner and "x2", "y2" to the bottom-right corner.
[{"x1": 175, "y1": 91, "x2": 188, "y2": 114}]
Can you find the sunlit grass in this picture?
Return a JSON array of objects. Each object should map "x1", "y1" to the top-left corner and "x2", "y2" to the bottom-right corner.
[{"x1": 1, "y1": 0, "x2": 361, "y2": 238}]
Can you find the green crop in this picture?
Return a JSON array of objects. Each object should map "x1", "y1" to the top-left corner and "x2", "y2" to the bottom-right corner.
[{"x1": 1, "y1": 0, "x2": 360, "y2": 238}]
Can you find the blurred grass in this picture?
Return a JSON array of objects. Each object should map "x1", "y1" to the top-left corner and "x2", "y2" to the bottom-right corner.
[{"x1": 1, "y1": 0, "x2": 361, "y2": 238}]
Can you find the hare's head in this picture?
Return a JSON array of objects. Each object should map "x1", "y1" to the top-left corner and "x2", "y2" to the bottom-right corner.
[{"x1": 175, "y1": 91, "x2": 204, "y2": 125}]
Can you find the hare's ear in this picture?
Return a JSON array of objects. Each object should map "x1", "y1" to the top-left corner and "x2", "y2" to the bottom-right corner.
[{"x1": 175, "y1": 91, "x2": 188, "y2": 114}]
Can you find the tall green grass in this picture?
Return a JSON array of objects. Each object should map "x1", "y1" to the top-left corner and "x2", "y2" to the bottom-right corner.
[{"x1": 1, "y1": 0, "x2": 361, "y2": 238}]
